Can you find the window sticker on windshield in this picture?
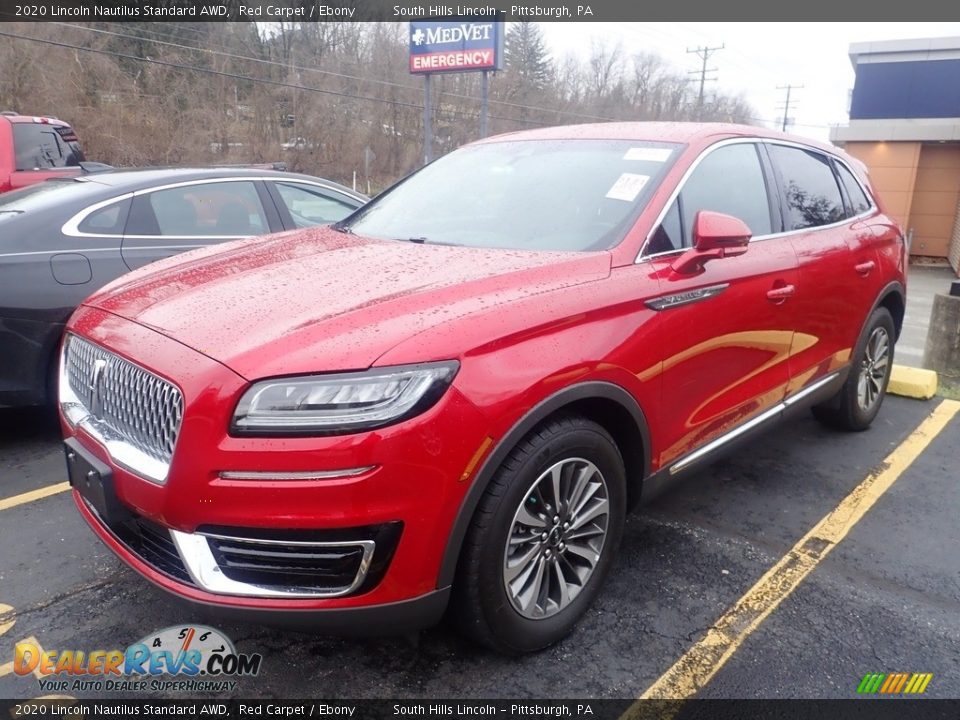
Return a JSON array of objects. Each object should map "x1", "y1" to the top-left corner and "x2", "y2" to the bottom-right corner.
[
  {"x1": 623, "y1": 147, "x2": 672, "y2": 162},
  {"x1": 605, "y1": 173, "x2": 650, "y2": 202}
]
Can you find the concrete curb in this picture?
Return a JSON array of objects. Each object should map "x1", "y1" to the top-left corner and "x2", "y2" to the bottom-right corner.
[{"x1": 888, "y1": 365, "x2": 938, "y2": 400}]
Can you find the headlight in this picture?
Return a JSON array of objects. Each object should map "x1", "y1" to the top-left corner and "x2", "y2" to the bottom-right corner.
[{"x1": 231, "y1": 361, "x2": 459, "y2": 435}]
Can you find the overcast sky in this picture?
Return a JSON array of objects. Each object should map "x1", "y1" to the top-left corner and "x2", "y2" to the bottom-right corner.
[{"x1": 538, "y1": 22, "x2": 960, "y2": 142}]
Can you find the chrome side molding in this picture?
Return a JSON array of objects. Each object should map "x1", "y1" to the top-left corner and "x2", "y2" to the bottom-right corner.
[{"x1": 669, "y1": 371, "x2": 841, "y2": 475}]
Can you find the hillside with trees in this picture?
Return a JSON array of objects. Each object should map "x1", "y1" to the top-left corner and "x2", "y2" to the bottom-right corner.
[{"x1": 0, "y1": 21, "x2": 757, "y2": 189}]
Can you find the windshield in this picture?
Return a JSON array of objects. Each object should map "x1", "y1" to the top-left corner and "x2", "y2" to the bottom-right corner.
[
  {"x1": 13, "y1": 123, "x2": 85, "y2": 170},
  {"x1": 342, "y1": 139, "x2": 680, "y2": 252}
]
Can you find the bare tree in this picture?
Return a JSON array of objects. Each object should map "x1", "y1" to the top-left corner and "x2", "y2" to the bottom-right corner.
[{"x1": 0, "y1": 21, "x2": 761, "y2": 189}]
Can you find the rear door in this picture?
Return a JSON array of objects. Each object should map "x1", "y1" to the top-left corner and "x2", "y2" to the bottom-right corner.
[
  {"x1": 642, "y1": 140, "x2": 799, "y2": 470},
  {"x1": 121, "y1": 178, "x2": 281, "y2": 270},
  {"x1": 764, "y1": 143, "x2": 870, "y2": 394},
  {"x1": 833, "y1": 159, "x2": 896, "y2": 314}
]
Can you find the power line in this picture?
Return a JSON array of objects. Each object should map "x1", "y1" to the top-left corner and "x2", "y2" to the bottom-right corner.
[
  {"x1": 62, "y1": 23, "x2": 425, "y2": 95},
  {"x1": 6, "y1": 26, "x2": 810, "y2": 135},
  {"x1": 0, "y1": 29, "x2": 572, "y2": 129},
  {"x1": 55, "y1": 22, "x2": 620, "y2": 125},
  {"x1": 686, "y1": 44, "x2": 724, "y2": 117},
  {"x1": 776, "y1": 84, "x2": 804, "y2": 132}
]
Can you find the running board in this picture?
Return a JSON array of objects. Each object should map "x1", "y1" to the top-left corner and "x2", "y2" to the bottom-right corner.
[{"x1": 668, "y1": 372, "x2": 841, "y2": 476}]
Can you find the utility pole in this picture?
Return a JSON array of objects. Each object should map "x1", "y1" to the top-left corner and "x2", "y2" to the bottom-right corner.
[
  {"x1": 776, "y1": 84, "x2": 803, "y2": 131},
  {"x1": 423, "y1": 74, "x2": 433, "y2": 165},
  {"x1": 687, "y1": 44, "x2": 724, "y2": 119}
]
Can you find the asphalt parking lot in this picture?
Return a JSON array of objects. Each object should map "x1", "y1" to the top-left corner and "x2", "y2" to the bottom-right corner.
[{"x1": 1, "y1": 394, "x2": 958, "y2": 701}]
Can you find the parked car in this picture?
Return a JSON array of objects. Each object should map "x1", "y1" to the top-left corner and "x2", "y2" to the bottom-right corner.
[
  {"x1": 0, "y1": 167, "x2": 366, "y2": 407},
  {"x1": 60, "y1": 123, "x2": 905, "y2": 653},
  {"x1": 0, "y1": 112, "x2": 89, "y2": 193}
]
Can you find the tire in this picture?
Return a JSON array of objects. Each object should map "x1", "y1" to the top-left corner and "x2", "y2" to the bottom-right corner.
[
  {"x1": 452, "y1": 415, "x2": 626, "y2": 654},
  {"x1": 812, "y1": 306, "x2": 895, "y2": 432}
]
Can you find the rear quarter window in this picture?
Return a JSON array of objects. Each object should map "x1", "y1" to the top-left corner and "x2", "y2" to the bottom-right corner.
[
  {"x1": 835, "y1": 162, "x2": 873, "y2": 217},
  {"x1": 77, "y1": 198, "x2": 131, "y2": 235}
]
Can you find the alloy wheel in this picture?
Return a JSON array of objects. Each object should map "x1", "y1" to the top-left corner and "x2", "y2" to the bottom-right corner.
[
  {"x1": 857, "y1": 326, "x2": 890, "y2": 411},
  {"x1": 502, "y1": 458, "x2": 610, "y2": 620}
]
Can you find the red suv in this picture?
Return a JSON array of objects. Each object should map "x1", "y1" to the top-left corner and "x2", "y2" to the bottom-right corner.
[
  {"x1": 0, "y1": 113, "x2": 86, "y2": 193},
  {"x1": 60, "y1": 123, "x2": 905, "y2": 653}
]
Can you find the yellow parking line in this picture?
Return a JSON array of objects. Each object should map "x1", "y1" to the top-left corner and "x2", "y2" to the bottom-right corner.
[
  {"x1": 0, "y1": 603, "x2": 14, "y2": 678},
  {"x1": 0, "y1": 603, "x2": 14, "y2": 638},
  {"x1": 626, "y1": 399, "x2": 960, "y2": 708},
  {"x1": 0, "y1": 482, "x2": 70, "y2": 512}
]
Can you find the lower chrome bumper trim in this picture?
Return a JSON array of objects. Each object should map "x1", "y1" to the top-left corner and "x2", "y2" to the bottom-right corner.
[{"x1": 170, "y1": 529, "x2": 375, "y2": 599}]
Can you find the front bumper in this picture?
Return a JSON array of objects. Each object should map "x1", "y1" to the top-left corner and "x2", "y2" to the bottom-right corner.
[
  {"x1": 63, "y1": 306, "x2": 491, "y2": 615},
  {"x1": 73, "y1": 491, "x2": 450, "y2": 632}
]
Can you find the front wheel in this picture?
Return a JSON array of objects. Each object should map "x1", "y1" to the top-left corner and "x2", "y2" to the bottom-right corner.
[
  {"x1": 452, "y1": 415, "x2": 626, "y2": 654},
  {"x1": 812, "y1": 306, "x2": 895, "y2": 431}
]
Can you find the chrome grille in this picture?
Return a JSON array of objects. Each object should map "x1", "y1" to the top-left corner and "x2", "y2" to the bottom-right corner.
[{"x1": 65, "y1": 335, "x2": 184, "y2": 467}]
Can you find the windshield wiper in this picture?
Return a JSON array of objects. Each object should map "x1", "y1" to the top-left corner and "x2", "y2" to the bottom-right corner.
[
  {"x1": 396, "y1": 237, "x2": 461, "y2": 246},
  {"x1": 330, "y1": 221, "x2": 353, "y2": 234}
]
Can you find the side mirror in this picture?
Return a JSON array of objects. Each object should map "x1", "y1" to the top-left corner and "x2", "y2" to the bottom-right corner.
[{"x1": 671, "y1": 211, "x2": 752, "y2": 274}]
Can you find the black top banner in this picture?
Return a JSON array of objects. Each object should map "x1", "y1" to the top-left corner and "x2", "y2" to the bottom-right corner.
[{"x1": 0, "y1": 0, "x2": 959, "y2": 21}]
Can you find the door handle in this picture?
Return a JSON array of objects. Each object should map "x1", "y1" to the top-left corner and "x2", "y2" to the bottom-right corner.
[
  {"x1": 766, "y1": 284, "x2": 795, "y2": 303},
  {"x1": 855, "y1": 260, "x2": 876, "y2": 276}
]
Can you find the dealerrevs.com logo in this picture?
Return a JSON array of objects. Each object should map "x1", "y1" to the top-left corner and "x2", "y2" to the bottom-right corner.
[{"x1": 15, "y1": 625, "x2": 262, "y2": 693}]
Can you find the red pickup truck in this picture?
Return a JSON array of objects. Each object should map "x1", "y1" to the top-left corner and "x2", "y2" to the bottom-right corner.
[{"x1": 0, "y1": 112, "x2": 86, "y2": 193}]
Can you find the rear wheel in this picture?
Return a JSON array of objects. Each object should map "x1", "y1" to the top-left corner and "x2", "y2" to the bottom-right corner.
[
  {"x1": 452, "y1": 415, "x2": 626, "y2": 654},
  {"x1": 812, "y1": 307, "x2": 895, "y2": 431}
]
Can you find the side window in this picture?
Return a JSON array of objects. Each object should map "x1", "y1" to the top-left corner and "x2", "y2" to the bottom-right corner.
[
  {"x1": 768, "y1": 145, "x2": 846, "y2": 230},
  {"x1": 77, "y1": 198, "x2": 130, "y2": 235},
  {"x1": 653, "y1": 143, "x2": 772, "y2": 251},
  {"x1": 274, "y1": 182, "x2": 358, "y2": 227},
  {"x1": 132, "y1": 181, "x2": 269, "y2": 237},
  {"x1": 647, "y1": 199, "x2": 683, "y2": 254},
  {"x1": 835, "y1": 162, "x2": 872, "y2": 217}
]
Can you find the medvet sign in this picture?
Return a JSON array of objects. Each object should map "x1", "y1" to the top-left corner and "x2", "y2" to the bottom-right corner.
[{"x1": 409, "y1": 21, "x2": 505, "y2": 74}]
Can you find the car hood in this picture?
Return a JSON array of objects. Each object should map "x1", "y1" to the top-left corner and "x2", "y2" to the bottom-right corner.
[{"x1": 84, "y1": 227, "x2": 611, "y2": 379}]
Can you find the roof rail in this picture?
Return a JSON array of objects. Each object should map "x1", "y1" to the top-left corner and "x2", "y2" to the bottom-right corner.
[
  {"x1": 78, "y1": 161, "x2": 114, "y2": 174},
  {"x1": 1, "y1": 110, "x2": 18, "y2": 116},
  {"x1": 210, "y1": 162, "x2": 288, "y2": 172}
]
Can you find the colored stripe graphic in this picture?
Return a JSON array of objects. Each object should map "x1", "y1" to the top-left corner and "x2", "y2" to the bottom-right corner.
[
  {"x1": 893, "y1": 674, "x2": 909, "y2": 693},
  {"x1": 857, "y1": 673, "x2": 932, "y2": 694}
]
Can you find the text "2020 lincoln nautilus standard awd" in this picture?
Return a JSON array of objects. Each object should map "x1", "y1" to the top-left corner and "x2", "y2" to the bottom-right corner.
[{"x1": 60, "y1": 123, "x2": 905, "y2": 653}]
